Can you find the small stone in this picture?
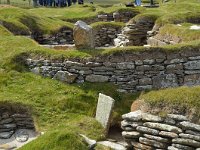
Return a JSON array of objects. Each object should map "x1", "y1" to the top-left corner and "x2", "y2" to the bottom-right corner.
[
  {"x1": 15, "y1": 129, "x2": 29, "y2": 142},
  {"x1": 136, "y1": 126, "x2": 159, "y2": 135},
  {"x1": 172, "y1": 138, "x2": 200, "y2": 147},
  {"x1": 0, "y1": 118, "x2": 14, "y2": 124},
  {"x1": 131, "y1": 142, "x2": 154, "y2": 150},
  {"x1": 179, "y1": 133, "x2": 200, "y2": 142},
  {"x1": 122, "y1": 131, "x2": 141, "y2": 138},
  {"x1": 172, "y1": 144, "x2": 195, "y2": 150},
  {"x1": 159, "y1": 131, "x2": 178, "y2": 138},
  {"x1": 122, "y1": 110, "x2": 142, "y2": 121},
  {"x1": 53, "y1": 71, "x2": 77, "y2": 83},
  {"x1": 164, "y1": 117, "x2": 176, "y2": 125},
  {"x1": 144, "y1": 122, "x2": 182, "y2": 134},
  {"x1": 85, "y1": 75, "x2": 109, "y2": 82},
  {"x1": 139, "y1": 137, "x2": 167, "y2": 149},
  {"x1": 179, "y1": 121, "x2": 200, "y2": 132},
  {"x1": 144, "y1": 134, "x2": 170, "y2": 143},
  {"x1": 142, "y1": 113, "x2": 163, "y2": 122},
  {"x1": 0, "y1": 131, "x2": 14, "y2": 139},
  {"x1": 167, "y1": 114, "x2": 188, "y2": 121}
]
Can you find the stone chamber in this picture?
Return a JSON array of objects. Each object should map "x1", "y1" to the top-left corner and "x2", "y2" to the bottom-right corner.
[{"x1": 0, "y1": 103, "x2": 38, "y2": 149}]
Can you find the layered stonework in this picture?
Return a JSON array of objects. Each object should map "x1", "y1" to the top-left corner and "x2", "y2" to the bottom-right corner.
[
  {"x1": 122, "y1": 110, "x2": 200, "y2": 150},
  {"x1": 0, "y1": 104, "x2": 35, "y2": 139},
  {"x1": 26, "y1": 47, "x2": 200, "y2": 92}
]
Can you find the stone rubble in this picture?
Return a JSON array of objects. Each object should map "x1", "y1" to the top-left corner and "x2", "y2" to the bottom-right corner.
[
  {"x1": 121, "y1": 111, "x2": 200, "y2": 150},
  {"x1": 114, "y1": 19, "x2": 154, "y2": 47}
]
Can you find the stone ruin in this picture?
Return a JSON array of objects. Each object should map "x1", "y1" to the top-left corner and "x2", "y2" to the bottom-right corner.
[
  {"x1": 121, "y1": 110, "x2": 200, "y2": 150},
  {"x1": 0, "y1": 104, "x2": 38, "y2": 149}
]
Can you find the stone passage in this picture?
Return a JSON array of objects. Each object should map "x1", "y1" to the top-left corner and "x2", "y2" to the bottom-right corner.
[
  {"x1": 0, "y1": 104, "x2": 35, "y2": 139},
  {"x1": 26, "y1": 48, "x2": 200, "y2": 93},
  {"x1": 122, "y1": 110, "x2": 200, "y2": 150}
]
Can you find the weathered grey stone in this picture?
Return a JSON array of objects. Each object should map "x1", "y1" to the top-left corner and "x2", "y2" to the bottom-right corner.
[
  {"x1": 144, "y1": 134, "x2": 170, "y2": 143},
  {"x1": 53, "y1": 71, "x2": 77, "y2": 83},
  {"x1": 179, "y1": 133, "x2": 200, "y2": 142},
  {"x1": 116, "y1": 62, "x2": 135, "y2": 69},
  {"x1": 131, "y1": 142, "x2": 154, "y2": 150},
  {"x1": 95, "y1": 93, "x2": 115, "y2": 133},
  {"x1": 122, "y1": 110, "x2": 142, "y2": 121},
  {"x1": 136, "y1": 126, "x2": 159, "y2": 135},
  {"x1": 184, "y1": 74, "x2": 200, "y2": 86},
  {"x1": 30, "y1": 67, "x2": 40, "y2": 75},
  {"x1": 122, "y1": 131, "x2": 141, "y2": 138},
  {"x1": 164, "y1": 118, "x2": 176, "y2": 125},
  {"x1": 136, "y1": 85, "x2": 152, "y2": 91},
  {"x1": 179, "y1": 121, "x2": 200, "y2": 132},
  {"x1": 144, "y1": 122, "x2": 182, "y2": 133},
  {"x1": 172, "y1": 144, "x2": 195, "y2": 150},
  {"x1": 85, "y1": 75, "x2": 109, "y2": 82},
  {"x1": 159, "y1": 131, "x2": 178, "y2": 138},
  {"x1": 152, "y1": 74, "x2": 178, "y2": 89},
  {"x1": 168, "y1": 146, "x2": 180, "y2": 150},
  {"x1": 184, "y1": 60, "x2": 200, "y2": 70},
  {"x1": 0, "y1": 118, "x2": 14, "y2": 124},
  {"x1": 185, "y1": 130, "x2": 200, "y2": 136},
  {"x1": 97, "y1": 141, "x2": 126, "y2": 150},
  {"x1": 139, "y1": 78, "x2": 152, "y2": 85},
  {"x1": 0, "y1": 123, "x2": 16, "y2": 129},
  {"x1": 73, "y1": 21, "x2": 94, "y2": 49},
  {"x1": 143, "y1": 59, "x2": 155, "y2": 65},
  {"x1": 172, "y1": 138, "x2": 200, "y2": 147},
  {"x1": 0, "y1": 131, "x2": 14, "y2": 139},
  {"x1": 15, "y1": 129, "x2": 29, "y2": 142},
  {"x1": 142, "y1": 113, "x2": 163, "y2": 122},
  {"x1": 139, "y1": 137, "x2": 167, "y2": 149},
  {"x1": 167, "y1": 114, "x2": 188, "y2": 122}
]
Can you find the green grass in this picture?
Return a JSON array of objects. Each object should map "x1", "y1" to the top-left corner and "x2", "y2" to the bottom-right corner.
[
  {"x1": 140, "y1": 86, "x2": 200, "y2": 119},
  {"x1": 158, "y1": 23, "x2": 200, "y2": 42},
  {"x1": 0, "y1": 24, "x2": 13, "y2": 35}
]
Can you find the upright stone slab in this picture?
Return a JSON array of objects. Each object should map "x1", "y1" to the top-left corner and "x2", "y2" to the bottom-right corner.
[
  {"x1": 95, "y1": 93, "x2": 115, "y2": 134},
  {"x1": 73, "y1": 20, "x2": 95, "y2": 49}
]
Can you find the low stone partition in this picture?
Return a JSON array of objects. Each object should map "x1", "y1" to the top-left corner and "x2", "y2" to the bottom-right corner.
[
  {"x1": 26, "y1": 47, "x2": 200, "y2": 93},
  {"x1": 0, "y1": 104, "x2": 35, "y2": 139},
  {"x1": 122, "y1": 110, "x2": 200, "y2": 150},
  {"x1": 94, "y1": 26, "x2": 122, "y2": 47},
  {"x1": 32, "y1": 27, "x2": 74, "y2": 45},
  {"x1": 115, "y1": 18, "x2": 154, "y2": 47}
]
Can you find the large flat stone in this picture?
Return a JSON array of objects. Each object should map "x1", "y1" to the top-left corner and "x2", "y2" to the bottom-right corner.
[
  {"x1": 139, "y1": 137, "x2": 168, "y2": 149},
  {"x1": 85, "y1": 75, "x2": 109, "y2": 82},
  {"x1": 179, "y1": 133, "x2": 200, "y2": 142},
  {"x1": 122, "y1": 131, "x2": 141, "y2": 138},
  {"x1": 144, "y1": 134, "x2": 170, "y2": 143},
  {"x1": 131, "y1": 142, "x2": 154, "y2": 150},
  {"x1": 172, "y1": 138, "x2": 200, "y2": 148},
  {"x1": 184, "y1": 60, "x2": 200, "y2": 70},
  {"x1": 144, "y1": 122, "x2": 182, "y2": 134},
  {"x1": 136, "y1": 126, "x2": 160, "y2": 135},
  {"x1": 159, "y1": 131, "x2": 178, "y2": 138},
  {"x1": 179, "y1": 121, "x2": 200, "y2": 132},
  {"x1": 172, "y1": 144, "x2": 195, "y2": 150},
  {"x1": 95, "y1": 93, "x2": 115, "y2": 133},
  {"x1": 122, "y1": 110, "x2": 142, "y2": 121}
]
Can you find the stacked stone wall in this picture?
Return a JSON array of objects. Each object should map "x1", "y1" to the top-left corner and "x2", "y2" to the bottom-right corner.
[
  {"x1": 0, "y1": 105, "x2": 35, "y2": 139},
  {"x1": 122, "y1": 110, "x2": 200, "y2": 150},
  {"x1": 26, "y1": 47, "x2": 200, "y2": 93},
  {"x1": 94, "y1": 26, "x2": 122, "y2": 47}
]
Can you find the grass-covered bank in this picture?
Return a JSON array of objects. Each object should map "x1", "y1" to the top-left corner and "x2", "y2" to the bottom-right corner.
[{"x1": 139, "y1": 86, "x2": 200, "y2": 122}]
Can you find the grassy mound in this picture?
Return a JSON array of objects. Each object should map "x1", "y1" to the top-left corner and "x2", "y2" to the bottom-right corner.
[
  {"x1": 0, "y1": 25, "x2": 13, "y2": 36},
  {"x1": 140, "y1": 86, "x2": 200, "y2": 121}
]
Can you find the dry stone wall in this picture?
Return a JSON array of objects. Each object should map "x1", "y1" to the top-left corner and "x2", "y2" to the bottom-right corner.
[
  {"x1": 0, "y1": 105, "x2": 35, "y2": 139},
  {"x1": 26, "y1": 47, "x2": 200, "y2": 93},
  {"x1": 94, "y1": 26, "x2": 121, "y2": 47},
  {"x1": 122, "y1": 110, "x2": 200, "y2": 150}
]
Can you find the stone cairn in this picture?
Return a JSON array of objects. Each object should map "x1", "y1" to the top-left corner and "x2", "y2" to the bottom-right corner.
[
  {"x1": 0, "y1": 108, "x2": 35, "y2": 139},
  {"x1": 114, "y1": 19, "x2": 154, "y2": 47},
  {"x1": 121, "y1": 110, "x2": 200, "y2": 150}
]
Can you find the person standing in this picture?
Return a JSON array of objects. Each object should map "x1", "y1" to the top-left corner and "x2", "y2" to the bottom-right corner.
[{"x1": 135, "y1": 0, "x2": 141, "y2": 6}]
